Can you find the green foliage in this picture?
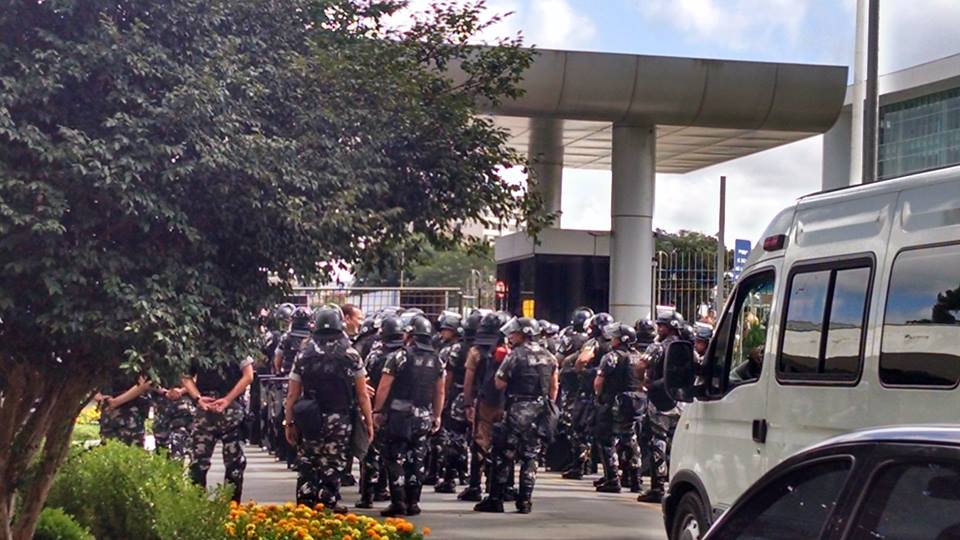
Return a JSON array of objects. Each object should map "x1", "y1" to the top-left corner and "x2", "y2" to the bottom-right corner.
[
  {"x1": 32, "y1": 508, "x2": 94, "y2": 540},
  {"x1": 0, "y1": 0, "x2": 536, "y2": 381},
  {"x1": 46, "y1": 442, "x2": 231, "y2": 540},
  {"x1": 69, "y1": 424, "x2": 99, "y2": 444},
  {"x1": 409, "y1": 243, "x2": 495, "y2": 287}
]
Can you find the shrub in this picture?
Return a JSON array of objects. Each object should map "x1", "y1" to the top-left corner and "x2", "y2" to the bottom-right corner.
[
  {"x1": 46, "y1": 442, "x2": 230, "y2": 540},
  {"x1": 226, "y1": 502, "x2": 430, "y2": 540},
  {"x1": 32, "y1": 507, "x2": 94, "y2": 540}
]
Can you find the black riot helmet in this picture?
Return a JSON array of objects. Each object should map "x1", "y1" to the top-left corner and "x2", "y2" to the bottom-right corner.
[
  {"x1": 602, "y1": 322, "x2": 637, "y2": 345},
  {"x1": 380, "y1": 315, "x2": 403, "y2": 339},
  {"x1": 437, "y1": 312, "x2": 463, "y2": 333},
  {"x1": 587, "y1": 312, "x2": 615, "y2": 339},
  {"x1": 570, "y1": 307, "x2": 595, "y2": 333},
  {"x1": 358, "y1": 315, "x2": 377, "y2": 337},
  {"x1": 679, "y1": 324, "x2": 695, "y2": 343},
  {"x1": 463, "y1": 310, "x2": 485, "y2": 339},
  {"x1": 500, "y1": 317, "x2": 540, "y2": 339},
  {"x1": 275, "y1": 303, "x2": 296, "y2": 322},
  {"x1": 694, "y1": 324, "x2": 713, "y2": 343},
  {"x1": 290, "y1": 306, "x2": 313, "y2": 332},
  {"x1": 475, "y1": 311, "x2": 508, "y2": 346},
  {"x1": 405, "y1": 315, "x2": 434, "y2": 338},
  {"x1": 656, "y1": 310, "x2": 684, "y2": 329},
  {"x1": 313, "y1": 308, "x2": 344, "y2": 337},
  {"x1": 635, "y1": 319, "x2": 657, "y2": 342},
  {"x1": 539, "y1": 320, "x2": 559, "y2": 336}
]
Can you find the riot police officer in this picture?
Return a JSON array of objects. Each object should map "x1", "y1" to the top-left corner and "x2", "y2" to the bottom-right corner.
[
  {"x1": 431, "y1": 312, "x2": 465, "y2": 493},
  {"x1": 357, "y1": 315, "x2": 405, "y2": 508},
  {"x1": 474, "y1": 317, "x2": 558, "y2": 514},
  {"x1": 693, "y1": 324, "x2": 713, "y2": 359},
  {"x1": 635, "y1": 319, "x2": 657, "y2": 350},
  {"x1": 460, "y1": 311, "x2": 508, "y2": 501},
  {"x1": 594, "y1": 323, "x2": 645, "y2": 493},
  {"x1": 373, "y1": 315, "x2": 445, "y2": 517},
  {"x1": 637, "y1": 310, "x2": 684, "y2": 503},
  {"x1": 183, "y1": 355, "x2": 255, "y2": 502},
  {"x1": 151, "y1": 372, "x2": 195, "y2": 459},
  {"x1": 96, "y1": 373, "x2": 151, "y2": 447},
  {"x1": 284, "y1": 308, "x2": 374, "y2": 513},
  {"x1": 272, "y1": 306, "x2": 313, "y2": 468},
  {"x1": 354, "y1": 316, "x2": 379, "y2": 360},
  {"x1": 555, "y1": 307, "x2": 593, "y2": 476},
  {"x1": 565, "y1": 312, "x2": 614, "y2": 480}
]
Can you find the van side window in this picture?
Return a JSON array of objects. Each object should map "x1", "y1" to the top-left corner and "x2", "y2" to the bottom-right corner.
[
  {"x1": 705, "y1": 270, "x2": 775, "y2": 395},
  {"x1": 881, "y1": 244, "x2": 960, "y2": 387},
  {"x1": 778, "y1": 262, "x2": 871, "y2": 382}
]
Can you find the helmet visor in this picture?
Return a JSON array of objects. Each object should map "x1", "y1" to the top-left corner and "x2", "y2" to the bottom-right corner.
[
  {"x1": 601, "y1": 322, "x2": 621, "y2": 341},
  {"x1": 499, "y1": 317, "x2": 522, "y2": 336}
]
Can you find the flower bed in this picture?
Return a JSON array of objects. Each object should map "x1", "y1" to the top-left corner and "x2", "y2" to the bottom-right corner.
[{"x1": 226, "y1": 502, "x2": 430, "y2": 540}]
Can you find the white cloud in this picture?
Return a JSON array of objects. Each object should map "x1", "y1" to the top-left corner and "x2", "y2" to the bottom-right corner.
[
  {"x1": 639, "y1": 0, "x2": 809, "y2": 51},
  {"x1": 381, "y1": 0, "x2": 595, "y2": 49},
  {"x1": 877, "y1": 0, "x2": 960, "y2": 73}
]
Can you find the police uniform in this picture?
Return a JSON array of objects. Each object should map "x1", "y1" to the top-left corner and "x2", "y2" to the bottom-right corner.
[
  {"x1": 274, "y1": 328, "x2": 310, "y2": 465},
  {"x1": 290, "y1": 334, "x2": 365, "y2": 509},
  {"x1": 188, "y1": 357, "x2": 252, "y2": 502},
  {"x1": 485, "y1": 341, "x2": 557, "y2": 512},
  {"x1": 595, "y1": 345, "x2": 645, "y2": 492},
  {"x1": 151, "y1": 375, "x2": 195, "y2": 459},
  {"x1": 98, "y1": 374, "x2": 149, "y2": 447},
  {"x1": 436, "y1": 339, "x2": 469, "y2": 492},
  {"x1": 556, "y1": 326, "x2": 587, "y2": 470},
  {"x1": 380, "y1": 340, "x2": 443, "y2": 515},
  {"x1": 566, "y1": 337, "x2": 609, "y2": 478},
  {"x1": 639, "y1": 335, "x2": 679, "y2": 500},
  {"x1": 357, "y1": 336, "x2": 402, "y2": 507}
]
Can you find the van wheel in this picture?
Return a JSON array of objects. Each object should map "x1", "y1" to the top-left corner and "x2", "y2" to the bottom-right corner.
[{"x1": 671, "y1": 492, "x2": 709, "y2": 540}]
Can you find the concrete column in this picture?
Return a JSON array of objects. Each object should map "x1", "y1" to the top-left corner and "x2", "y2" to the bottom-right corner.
[
  {"x1": 527, "y1": 118, "x2": 564, "y2": 221},
  {"x1": 822, "y1": 107, "x2": 853, "y2": 192},
  {"x1": 610, "y1": 124, "x2": 655, "y2": 323}
]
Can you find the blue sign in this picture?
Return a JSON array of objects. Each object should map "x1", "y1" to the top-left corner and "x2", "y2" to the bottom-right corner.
[{"x1": 732, "y1": 239, "x2": 752, "y2": 281}]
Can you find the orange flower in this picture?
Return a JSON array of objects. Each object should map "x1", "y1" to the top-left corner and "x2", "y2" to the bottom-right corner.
[{"x1": 423, "y1": 527, "x2": 432, "y2": 536}]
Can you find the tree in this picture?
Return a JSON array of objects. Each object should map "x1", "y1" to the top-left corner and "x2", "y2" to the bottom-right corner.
[
  {"x1": 0, "y1": 1, "x2": 539, "y2": 537},
  {"x1": 408, "y1": 243, "x2": 495, "y2": 288}
]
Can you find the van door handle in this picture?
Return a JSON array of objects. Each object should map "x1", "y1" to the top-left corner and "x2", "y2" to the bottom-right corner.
[{"x1": 752, "y1": 419, "x2": 768, "y2": 444}]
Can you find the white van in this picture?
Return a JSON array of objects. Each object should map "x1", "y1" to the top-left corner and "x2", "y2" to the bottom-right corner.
[{"x1": 662, "y1": 165, "x2": 960, "y2": 540}]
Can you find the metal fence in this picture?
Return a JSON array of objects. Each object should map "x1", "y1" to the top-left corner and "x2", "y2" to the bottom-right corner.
[
  {"x1": 289, "y1": 286, "x2": 465, "y2": 320},
  {"x1": 654, "y1": 251, "x2": 726, "y2": 322}
]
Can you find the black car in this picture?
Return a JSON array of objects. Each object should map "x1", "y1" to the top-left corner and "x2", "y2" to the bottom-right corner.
[{"x1": 699, "y1": 426, "x2": 960, "y2": 540}]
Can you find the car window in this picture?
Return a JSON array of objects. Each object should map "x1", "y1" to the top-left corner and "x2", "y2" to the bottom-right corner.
[
  {"x1": 849, "y1": 460, "x2": 960, "y2": 540},
  {"x1": 728, "y1": 274, "x2": 775, "y2": 387},
  {"x1": 778, "y1": 264, "x2": 870, "y2": 381},
  {"x1": 881, "y1": 244, "x2": 960, "y2": 387},
  {"x1": 712, "y1": 458, "x2": 851, "y2": 540}
]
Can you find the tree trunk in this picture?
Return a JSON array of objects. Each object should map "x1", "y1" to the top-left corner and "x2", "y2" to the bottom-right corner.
[{"x1": 0, "y1": 360, "x2": 95, "y2": 540}]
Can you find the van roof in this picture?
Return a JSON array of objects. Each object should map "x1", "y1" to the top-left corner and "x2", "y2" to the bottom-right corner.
[{"x1": 798, "y1": 164, "x2": 960, "y2": 207}]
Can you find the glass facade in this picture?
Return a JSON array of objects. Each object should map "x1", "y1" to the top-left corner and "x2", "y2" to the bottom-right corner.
[{"x1": 878, "y1": 87, "x2": 960, "y2": 180}]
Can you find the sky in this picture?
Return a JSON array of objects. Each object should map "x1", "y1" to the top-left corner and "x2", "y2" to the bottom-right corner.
[{"x1": 401, "y1": 0, "x2": 960, "y2": 245}]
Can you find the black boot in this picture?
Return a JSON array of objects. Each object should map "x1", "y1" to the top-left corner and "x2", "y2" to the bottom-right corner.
[
  {"x1": 458, "y1": 486, "x2": 483, "y2": 501},
  {"x1": 636, "y1": 487, "x2": 663, "y2": 503},
  {"x1": 405, "y1": 485, "x2": 423, "y2": 516},
  {"x1": 435, "y1": 479, "x2": 457, "y2": 494},
  {"x1": 355, "y1": 496, "x2": 373, "y2": 509},
  {"x1": 515, "y1": 500, "x2": 532, "y2": 514},
  {"x1": 474, "y1": 497, "x2": 504, "y2": 513},
  {"x1": 596, "y1": 479, "x2": 622, "y2": 493},
  {"x1": 381, "y1": 483, "x2": 407, "y2": 517},
  {"x1": 503, "y1": 486, "x2": 518, "y2": 502},
  {"x1": 562, "y1": 466, "x2": 583, "y2": 480},
  {"x1": 374, "y1": 489, "x2": 391, "y2": 502}
]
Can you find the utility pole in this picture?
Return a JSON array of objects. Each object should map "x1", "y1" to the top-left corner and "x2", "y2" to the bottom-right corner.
[
  {"x1": 715, "y1": 176, "x2": 727, "y2": 309},
  {"x1": 862, "y1": 0, "x2": 880, "y2": 183}
]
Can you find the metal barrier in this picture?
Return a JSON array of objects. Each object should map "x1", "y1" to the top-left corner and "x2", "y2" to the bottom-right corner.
[
  {"x1": 654, "y1": 250, "x2": 727, "y2": 322},
  {"x1": 290, "y1": 286, "x2": 464, "y2": 319}
]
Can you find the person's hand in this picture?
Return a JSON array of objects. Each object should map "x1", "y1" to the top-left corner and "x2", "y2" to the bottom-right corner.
[
  {"x1": 197, "y1": 396, "x2": 216, "y2": 411},
  {"x1": 373, "y1": 412, "x2": 385, "y2": 428},
  {"x1": 465, "y1": 405, "x2": 475, "y2": 424},
  {"x1": 431, "y1": 416, "x2": 441, "y2": 433},
  {"x1": 165, "y1": 388, "x2": 182, "y2": 401},
  {"x1": 210, "y1": 398, "x2": 231, "y2": 413},
  {"x1": 284, "y1": 424, "x2": 299, "y2": 446},
  {"x1": 94, "y1": 392, "x2": 106, "y2": 403},
  {"x1": 104, "y1": 397, "x2": 117, "y2": 411},
  {"x1": 365, "y1": 383, "x2": 376, "y2": 399}
]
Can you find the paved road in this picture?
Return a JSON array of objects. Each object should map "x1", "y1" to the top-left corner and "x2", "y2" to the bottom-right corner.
[{"x1": 212, "y1": 445, "x2": 668, "y2": 540}]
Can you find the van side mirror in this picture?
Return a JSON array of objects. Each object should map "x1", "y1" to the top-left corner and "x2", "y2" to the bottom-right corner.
[{"x1": 664, "y1": 341, "x2": 696, "y2": 403}]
